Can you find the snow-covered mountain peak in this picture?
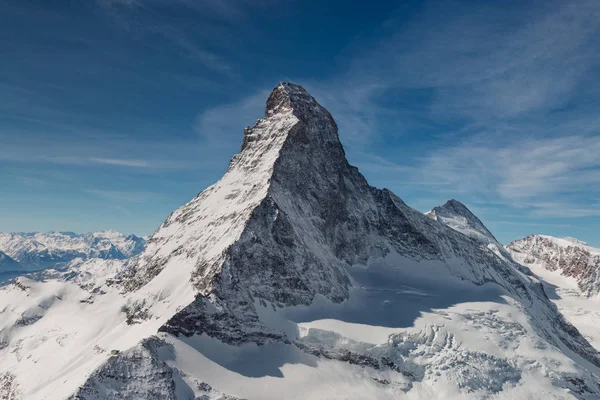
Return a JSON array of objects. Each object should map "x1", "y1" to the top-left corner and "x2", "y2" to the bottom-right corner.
[
  {"x1": 425, "y1": 199, "x2": 499, "y2": 246},
  {"x1": 508, "y1": 235, "x2": 600, "y2": 297},
  {"x1": 240, "y1": 82, "x2": 339, "y2": 153},
  {"x1": 124, "y1": 83, "x2": 598, "y2": 359},
  {"x1": 265, "y1": 82, "x2": 328, "y2": 120},
  {"x1": 510, "y1": 235, "x2": 600, "y2": 256},
  {"x1": 4, "y1": 83, "x2": 600, "y2": 399}
]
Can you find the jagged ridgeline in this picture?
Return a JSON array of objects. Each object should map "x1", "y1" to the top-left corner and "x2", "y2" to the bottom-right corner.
[
  {"x1": 2, "y1": 83, "x2": 600, "y2": 400},
  {"x1": 509, "y1": 235, "x2": 600, "y2": 297}
]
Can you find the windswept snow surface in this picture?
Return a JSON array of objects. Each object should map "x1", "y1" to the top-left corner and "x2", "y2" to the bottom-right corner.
[
  {"x1": 517, "y1": 259, "x2": 600, "y2": 352},
  {"x1": 2, "y1": 83, "x2": 600, "y2": 399},
  {"x1": 3, "y1": 258, "x2": 600, "y2": 400}
]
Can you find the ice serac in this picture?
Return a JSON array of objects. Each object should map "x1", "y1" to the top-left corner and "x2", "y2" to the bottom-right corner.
[{"x1": 508, "y1": 235, "x2": 600, "y2": 297}]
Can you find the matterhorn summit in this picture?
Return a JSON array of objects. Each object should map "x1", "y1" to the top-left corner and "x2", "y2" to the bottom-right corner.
[{"x1": 2, "y1": 83, "x2": 600, "y2": 399}]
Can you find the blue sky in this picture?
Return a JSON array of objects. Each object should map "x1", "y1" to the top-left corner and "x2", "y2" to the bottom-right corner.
[{"x1": 1, "y1": 0, "x2": 599, "y2": 246}]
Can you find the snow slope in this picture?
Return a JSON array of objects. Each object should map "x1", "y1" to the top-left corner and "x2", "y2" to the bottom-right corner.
[
  {"x1": 425, "y1": 199, "x2": 513, "y2": 264},
  {"x1": 508, "y1": 236, "x2": 600, "y2": 353},
  {"x1": 2, "y1": 83, "x2": 600, "y2": 399},
  {"x1": 514, "y1": 259, "x2": 600, "y2": 352}
]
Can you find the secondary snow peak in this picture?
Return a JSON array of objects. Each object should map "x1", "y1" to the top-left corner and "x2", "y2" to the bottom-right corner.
[{"x1": 426, "y1": 199, "x2": 499, "y2": 246}]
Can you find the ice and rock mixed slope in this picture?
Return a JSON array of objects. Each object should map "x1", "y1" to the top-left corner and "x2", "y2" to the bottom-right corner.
[
  {"x1": 2, "y1": 83, "x2": 600, "y2": 399},
  {"x1": 507, "y1": 236, "x2": 600, "y2": 351},
  {"x1": 0, "y1": 231, "x2": 146, "y2": 272},
  {"x1": 508, "y1": 235, "x2": 600, "y2": 298}
]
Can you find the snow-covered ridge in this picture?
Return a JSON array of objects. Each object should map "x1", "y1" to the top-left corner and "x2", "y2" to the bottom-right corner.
[
  {"x1": 0, "y1": 251, "x2": 22, "y2": 272},
  {"x1": 425, "y1": 199, "x2": 515, "y2": 266},
  {"x1": 508, "y1": 234, "x2": 600, "y2": 297},
  {"x1": 425, "y1": 199, "x2": 499, "y2": 246},
  {"x1": 2, "y1": 83, "x2": 600, "y2": 399},
  {"x1": 0, "y1": 230, "x2": 146, "y2": 271}
]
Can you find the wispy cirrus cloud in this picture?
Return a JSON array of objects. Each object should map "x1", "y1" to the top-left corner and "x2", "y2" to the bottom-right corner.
[
  {"x1": 95, "y1": 0, "x2": 279, "y2": 76},
  {"x1": 338, "y1": 0, "x2": 600, "y2": 220},
  {"x1": 0, "y1": 150, "x2": 153, "y2": 169},
  {"x1": 390, "y1": 134, "x2": 600, "y2": 218},
  {"x1": 85, "y1": 189, "x2": 162, "y2": 202},
  {"x1": 0, "y1": 130, "x2": 201, "y2": 170},
  {"x1": 88, "y1": 157, "x2": 151, "y2": 168},
  {"x1": 345, "y1": 0, "x2": 600, "y2": 120},
  {"x1": 194, "y1": 88, "x2": 270, "y2": 146},
  {"x1": 96, "y1": 0, "x2": 233, "y2": 75}
]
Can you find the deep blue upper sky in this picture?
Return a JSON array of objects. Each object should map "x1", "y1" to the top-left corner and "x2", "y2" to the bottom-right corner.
[{"x1": 1, "y1": 0, "x2": 599, "y2": 246}]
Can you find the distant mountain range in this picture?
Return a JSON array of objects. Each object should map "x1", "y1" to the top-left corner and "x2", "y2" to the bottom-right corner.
[
  {"x1": 0, "y1": 251, "x2": 22, "y2": 273},
  {"x1": 0, "y1": 231, "x2": 145, "y2": 280}
]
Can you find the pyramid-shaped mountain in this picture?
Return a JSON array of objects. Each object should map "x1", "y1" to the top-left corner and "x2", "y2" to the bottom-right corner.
[{"x1": 2, "y1": 83, "x2": 600, "y2": 399}]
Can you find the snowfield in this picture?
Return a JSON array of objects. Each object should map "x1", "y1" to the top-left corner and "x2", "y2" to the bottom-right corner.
[
  {"x1": 2, "y1": 83, "x2": 600, "y2": 399},
  {"x1": 4, "y1": 259, "x2": 599, "y2": 399}
]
